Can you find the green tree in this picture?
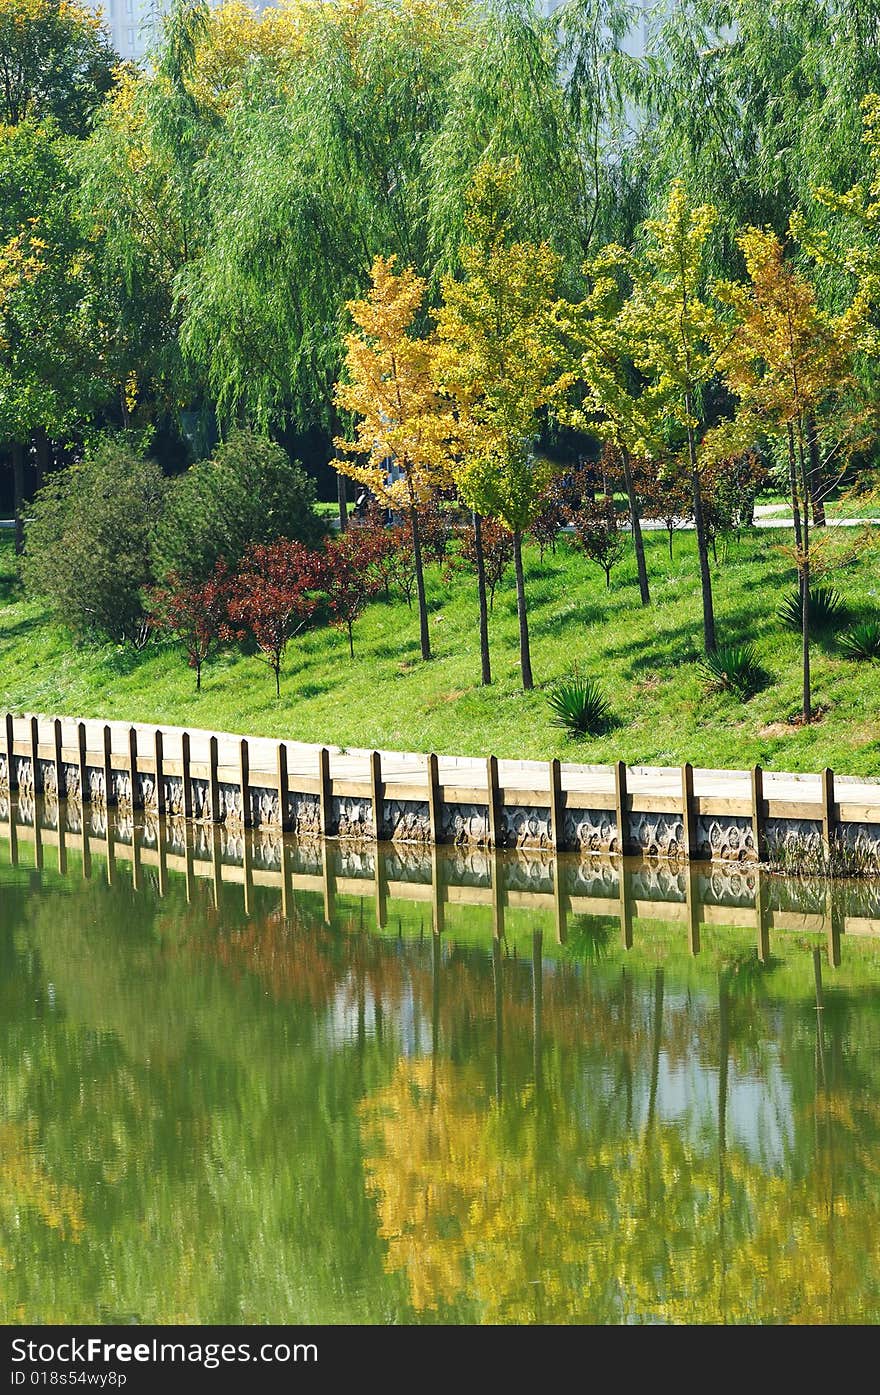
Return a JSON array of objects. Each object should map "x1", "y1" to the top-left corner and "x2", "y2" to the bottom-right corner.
[{"x1": 0, "y1": 0, "x2": 118, "y2": 134}]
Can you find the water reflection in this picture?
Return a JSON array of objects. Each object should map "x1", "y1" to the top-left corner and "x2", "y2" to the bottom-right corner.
[{"x1": 1, "y1": 794, "x2": 880, "y2": 1322}]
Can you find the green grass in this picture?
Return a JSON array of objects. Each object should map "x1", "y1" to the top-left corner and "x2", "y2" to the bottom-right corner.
[{"x1": 1, "y1": 526, "x2": 879, "y2": 772}]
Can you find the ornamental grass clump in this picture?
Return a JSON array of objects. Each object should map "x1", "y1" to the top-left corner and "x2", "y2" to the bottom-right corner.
[
  {"x1": 698, "y1": 642, "x2": 764, "y2": 701},
  {"x1": 778, "y1": 584, "x2": 844, "y2": 632},
  {"x1": 839, "y1": 619, "x2": 880, "y2": 661},
  {"x1": 547, "y1": 674, "x2": 610, "y2": 736}
]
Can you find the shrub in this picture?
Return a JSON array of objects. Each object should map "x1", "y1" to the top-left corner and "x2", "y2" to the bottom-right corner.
[
  {"x1": 148, "y1": 564, "x2": 231, "y2": 690},
  {"x1": 547, "y1": 674, "x2": 610, "y2": 736},
  {"x1": 778, "y1": 584, "x2": 844, "y2": 632},
  {"x1": 839, "y1": 619, "x2": 880, "y2": 661},
  {"x1": 698, "y1": 642, "x2": 764, "y2": 700},
  {"x1": 225, "y1": 541, "x2": 321, "y2": 696},
  {"x1": 21, "y1": 439, "x2": 165, "y2": 642},
  {"x1": 152, "y1": 429, "x2": 324, "y2": 583}
]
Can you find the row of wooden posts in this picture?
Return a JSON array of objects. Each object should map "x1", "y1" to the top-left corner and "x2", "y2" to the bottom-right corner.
[{"x1": 3, "y1": 712, "x2": 846, "y2": 856}]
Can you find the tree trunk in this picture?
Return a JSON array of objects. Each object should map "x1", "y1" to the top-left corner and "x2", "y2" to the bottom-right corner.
[
  {"x1": 33, "y1": 426, "x2": 48, "y2": 493},
  {"x1": 668, "y1": 525, "x2": 674, "y2": 561},
  {"x1": 196, "y1": 658, "x2": 201, "y2": 692},
  {"x1": 788, "y1": 422, "x2": 803, "y2": 554},
  {"x1": 348, "y1": 621, "x2": 354, "y2": 659},
  {"x1": 807, "y1": 414, "x2": 826, "y2": 527},
  {"x1": 685, "y1": 399, "x2": 716, "y2": 654},
  {"x1": 621, "y1": 446, "x2": 650, "y2": 606},
  {"x1": 410, "y1": 505, "x2": 431, "y2": 661},
  {"x1": 12, "y1": 442, "x2": 25, "y2": 555},
  {"x1": 473, "y1": 511, "x2": 491, "y2": 685},
  {"x1": 275, "y1": 660, "x2": 281, "y2": 698},
  {"x1": 336, "y1": 472, "x2": 348, "y2": 534},
  {"x1": 513, "y1": 530, "x2": 533, "y2": 691}
]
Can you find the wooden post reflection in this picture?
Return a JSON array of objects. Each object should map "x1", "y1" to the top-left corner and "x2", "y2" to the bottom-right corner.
[
  {"x1": 156, "y1": 816, "x2": 167, "y2": 898},
  {"x1": 491, "y1": 848, "x2": 505, "y2": 942},
  {"x1": 756, "y1": 869, "x2": 770, "y2": 963},
  {"x1": 279, "y1": 837, "x2": 290, "y2": 920},
  {"x1": 431, "y1": 922, "x2": 441, "y2": 1088},
  {"x1": 619, "y1": 862, "x2": 633, "y2": 950},
  {"x1": 32, "y1": 792, "x2": 43, "y2": 872},
  {"x1": 553, "y1": 854, "x2": 567, "y2": 945},
  {"x1": 242, "y1": 828, "x2": 253, "y2": 917},
  {"x1": 430, "y1": 844, "x2": 444, "y2": 937},
  {"x1": 321, "y1": 837, "x2": 334, "y2": 926},
  {"x1": 183, "y1": 819, "x2": 195, "y2": 904},
  {"x1": 493, "y1": 933, "x2": 503, "y2": 1104},
  {"x1": 826, "y1": 885, "x2": 842, "y2": 969},
  {"x1": 7, "y1": 800, "x2": 17, "y2": 866},
  {"x1": 104, "y1": 811, "x2": 115, "y2": 886},
  {"x1": 56, "y1": 811, "x2": 65, "y2": 875},
  {"x1": 813, "y1": 948, "x2": 827, "y2": 1088},
  {"x1": 131, "y1": 817, "x2": 141, "y2": 892},
  {"x1": 532, "y1": 929, "x2": 543, "y2": 1092},
  {"x1": 80, "y1": 813, "x2": 91, "y2": 880},
  {"x1": 374, "y1": 845, "x2": 387, "y2": 930},
  {"x1": 685, "y1": 863, "x2": 701, "y2": 957},
  {"x1": 210, "y1": 823, "x2": 222, "y2": 908}
]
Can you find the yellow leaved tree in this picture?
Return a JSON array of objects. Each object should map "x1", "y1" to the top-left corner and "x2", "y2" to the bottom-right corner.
[{"x1": 333, "y1": 254, "x2": 451, "y2": 662}]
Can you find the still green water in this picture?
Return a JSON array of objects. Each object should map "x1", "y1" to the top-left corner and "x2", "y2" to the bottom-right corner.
[{"x1": 3, "y1": 803, "x2": 880, "y2": 1324}]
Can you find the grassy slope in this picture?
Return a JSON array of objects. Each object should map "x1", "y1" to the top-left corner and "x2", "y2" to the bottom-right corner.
[{"x1": 1, "y1": 525, "x2": 879, "y2": 773}]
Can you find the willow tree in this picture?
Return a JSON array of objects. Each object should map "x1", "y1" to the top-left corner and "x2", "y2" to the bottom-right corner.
[
  {"x1": 717, "y1": 227, "x2": 868, "y2": 722},
  {"x1": 622, "y1": 182, "x2": 724, "y2": 655},
  {"x1": 333, "y1": 256, "x2": 450, "y2": 663},
  {"x1": 434, "y1": 162, "x2": 570, "y2": 691}
]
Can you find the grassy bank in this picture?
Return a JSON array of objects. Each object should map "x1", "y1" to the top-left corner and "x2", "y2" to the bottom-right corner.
[{"x1": 1, "y1": 525, "x2": 879, "y2": 773}]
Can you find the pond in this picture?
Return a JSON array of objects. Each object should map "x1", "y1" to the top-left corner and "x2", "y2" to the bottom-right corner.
[{"x1": 2, "y1": 796, "x2": 880, "y2": 1324}]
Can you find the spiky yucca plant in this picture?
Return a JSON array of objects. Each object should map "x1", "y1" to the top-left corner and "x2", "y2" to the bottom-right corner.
[{"x1": 547, "y1": 675, "x2": 610, "y2": 736}]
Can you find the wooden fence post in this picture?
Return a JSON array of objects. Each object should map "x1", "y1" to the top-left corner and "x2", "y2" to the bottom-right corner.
[
  {"x1": 486, "y1": 754, "x2": 500, "y2": 849},
  {"x1": 53, "y1": 719, "x2": 64, "y2": 801},
  {"x1": 751, "y1": 764, "x2": 765, "y2": 862},
  {"x1": 548, "y1": 758, "x2": 563, "y2": 852},
  {"x1": 426, "y1": 752, "x2": 440, "y2": 845},
  {"x1": 238, "y1": 737, "x2": 250, "y2": 828},
  {"x1": 30, "y1": 716, "x2": 41, "y2": 795},
  {"x1": 76, "y1": 721, "x2": 87, "y2": 804},
  {"x1": 4, "y1": 713, "x2": 17, "y2": 792},
  {"x1": 681, "y1": 762, "x2": 697, "y2": 859},
  {"x1": 318, "y1": 747, "x2": 332, "y2": 836},
  {"x1": 103, "y1": 725, "x2": 114, "y2": 809},
  {"x1": 821, "y1": 767, "x2": 836, "y2": 852},
  {"x1": 181, "y1": 731, "x2": 193, "y2": 819},
  {"x1": 369, "y1": 750, "x2": 383, "y2": 842},
  {"x1": 614, "y1": 760, "x2": 627, "y2": 855},
  {"x1": 153, "y1": 729, "x2": 165, "y2": 816},
  {"x1": 127, "y1": 726, "x2": 140, "y2": 810},
  {"x1": 276, "y1": 741, "x2": 289, "y2": 832},
  {"x1": 208, "y1": 736, "x2": 220, "y2": 823}
]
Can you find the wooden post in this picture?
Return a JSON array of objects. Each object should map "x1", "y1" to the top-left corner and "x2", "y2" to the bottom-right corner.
[
  {"x1": 153, "y1": 729, "x2": 165, "y2": 816},
  {"x1": 318, "y1": 747, "x2": 332, "y2": 837},
  {"x1": 127, "y1": 726, "x2": 140, "y2": 810},
  {"x1": 681, "y1": 762, "x2": 697, "y2": 859},
  {"x1": 369, "y1": 750, "x2": 383, "y2": 842},
  {"x1": 426, "y1": 752, "x2": 441, "y2": 845},
  {"x1": 750, "y1": 764, "x2": 765, "y2": 862},
  {"x1": 208, "y1": 736, "x2": 221, "y2": 824},
  {"x1": 76, "y1": 721, "x2": 87, "y2": 805},
  {"x1": 486, "y1": 754, "x2": 500, "y2": 849},
  {"x1": 276, "y1": 742, "x2": 289, "y2": 832},
  {"x1": 821, "y1": 767, "x2": 835, "y2": 853},
  {"x1": 4, "y1": 713, "x2": 17, "y2": 792},
  {"x1": 30, "y1": 716, "x2": 41, "y2": 796},
  {"x1": 181, "y1": 732, "x2": 193, "y2": 820},
  {"x1": 548, "y1": 758, "x2": 564, "y2": 852},
  {"x1": 103, "y1": 724, "x2": 114, "y2": 809},
  {"x1": 53, "y1": 719, "x2": 64, "y2": 801},
  {"x1": 238, "y1": 738, "x2": 250, "y2": 828},
  {"x1": 613, "y1": 760, "x2": 627, "y2": 855}
]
